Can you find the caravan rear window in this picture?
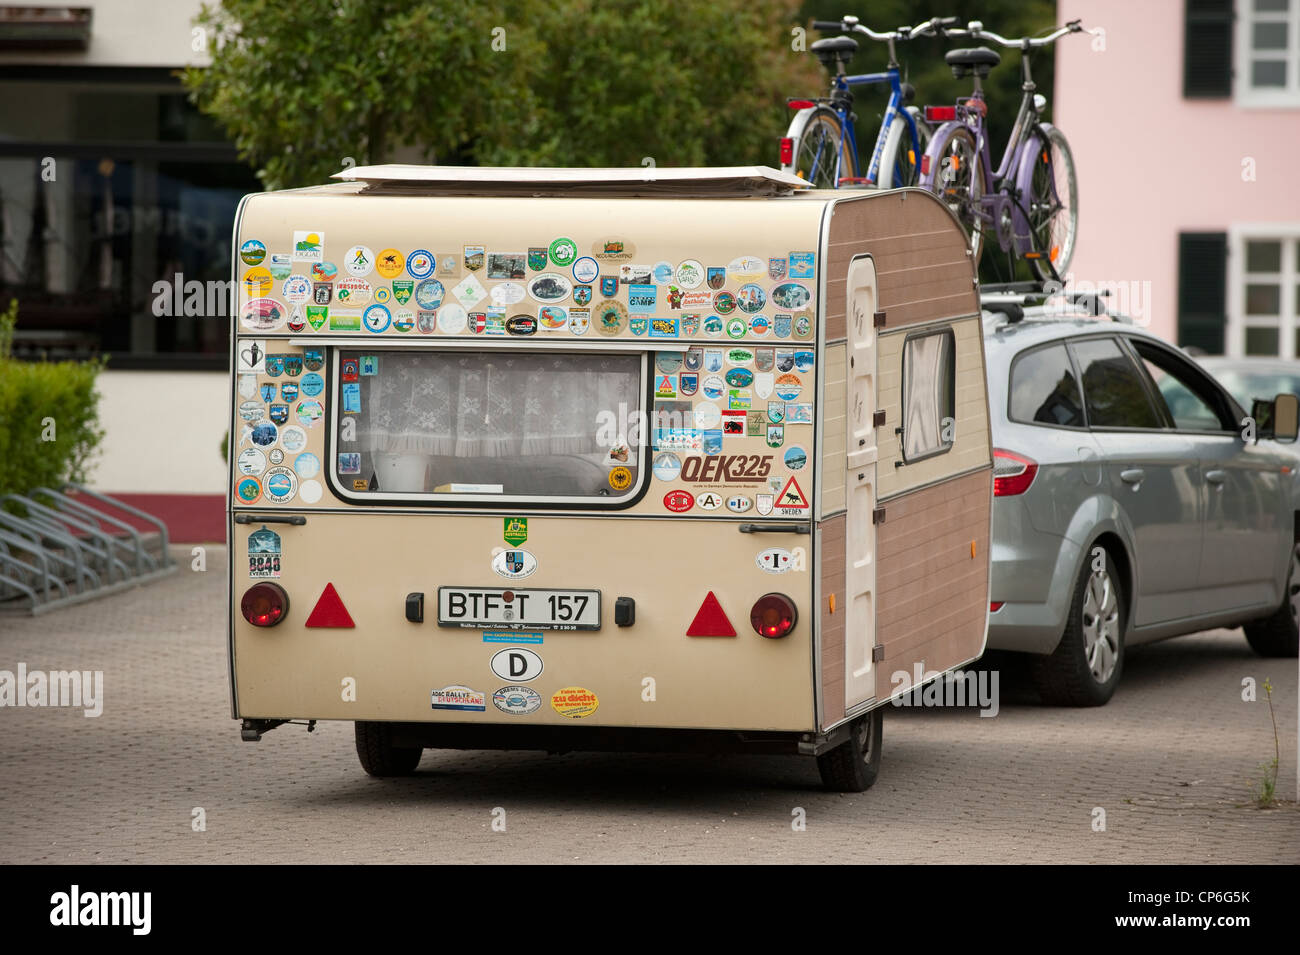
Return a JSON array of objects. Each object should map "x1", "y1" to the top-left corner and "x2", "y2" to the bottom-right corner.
[{"x1": 330, "y1": 350, "x2": 645, "y2": 505}]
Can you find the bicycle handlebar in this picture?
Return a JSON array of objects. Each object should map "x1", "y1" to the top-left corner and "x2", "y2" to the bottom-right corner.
[
  {"x1": 952, "y1": 18, "x2": 1088, "y2": 49},
  {"x1": 812, "y1": 14, "x2": 962, "y2": 43}
]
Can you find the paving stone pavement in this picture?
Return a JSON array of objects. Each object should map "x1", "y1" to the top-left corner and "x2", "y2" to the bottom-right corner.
[{"x1": 1, "y1": 546, "x2": 1297, "y2": 864}]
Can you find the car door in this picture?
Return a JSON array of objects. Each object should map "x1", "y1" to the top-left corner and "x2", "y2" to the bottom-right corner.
[
  {"x1": 1128, "y1": 338, "x2": 1289, "y2": 616},
  {"x1": 1068, "y1": 335, "x2": 1204, "y2": 627}
]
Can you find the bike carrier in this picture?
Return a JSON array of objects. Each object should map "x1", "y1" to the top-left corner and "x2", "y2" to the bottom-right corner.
[
  {"x1": 0, "y1": 484, "x2": 177, "y2": 616},
  {"x1": 979, "y1": 281, "x2": 1128, "y2": 324}
]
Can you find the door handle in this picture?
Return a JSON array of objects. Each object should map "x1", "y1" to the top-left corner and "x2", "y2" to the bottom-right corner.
[
  {"x1": 234, "y1": 514, "x2": 307, "y2": 525},
  {"x1": 1120, "y1": 468, "x2": 1145, "y2": 485},
  {"x1": 1206, "y1": 469, "x2": 1226, "y2": 486},
  {"x1": 738, "y1": 523, "x2": 811, "y2": 535}
]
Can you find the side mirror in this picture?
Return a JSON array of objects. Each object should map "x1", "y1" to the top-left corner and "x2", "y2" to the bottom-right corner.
[{"x1": 1274, "y1": 393, "x2": 1299, "y2": 442}]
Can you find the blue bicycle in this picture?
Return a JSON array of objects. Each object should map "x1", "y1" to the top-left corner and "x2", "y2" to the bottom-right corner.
[{"x1": 782, "y1": 15, "x2": 958, "y2": 189}]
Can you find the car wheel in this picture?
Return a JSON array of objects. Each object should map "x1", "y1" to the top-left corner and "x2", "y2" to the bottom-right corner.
[
  {"x1": 354, "y1": 721, "x2": 422, "y2": 777},
  {"x1": 816, "y1": 708, "x2": 883, "y2": 792},
  {"x1": 1030, "y1": 549, "x2": 1125, "y2": 706},
  {"x1": 1243, "y1": 543, "x2": 1300, "y2": 658}
]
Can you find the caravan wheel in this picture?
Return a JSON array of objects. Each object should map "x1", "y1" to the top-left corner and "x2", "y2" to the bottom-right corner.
[
  {"x1": 816, "y1": 708, "x2": 883, "y2": 792},
  {"x1": 355, "y1": 721, "x2": 423, "y2": 777}
]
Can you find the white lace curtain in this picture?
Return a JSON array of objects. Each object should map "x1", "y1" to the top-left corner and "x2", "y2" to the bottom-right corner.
[
  {"x1": 357, "y1": 352, "x2": 640, "y2": 457},
  {"x1": 903, "y1": 333, "x2": 951, "y2": 460}
]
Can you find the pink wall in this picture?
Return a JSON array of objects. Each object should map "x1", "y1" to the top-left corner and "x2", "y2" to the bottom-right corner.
[{"x1": 1055, "y1": 0, "x2": 1298, "y2": 345}]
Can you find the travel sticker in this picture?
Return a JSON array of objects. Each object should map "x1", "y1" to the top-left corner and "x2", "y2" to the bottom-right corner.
[
  {"x1": 755, "y1": 547, "x2": 794, "y2": 574},
  {"x1": 414, "y1": 278, "x2": 445, "y2": 310},
  {"x1": 608, "y1": 466, "x2": 633, "y2": 491},
  {"x1": 627, "y1": 284, "x2": 656, "y2": 314},
  {"x1": 713, "y1": 290, "x2": 736, "y2": 314},
  {"x1": 737, "y1": 283, "x2": 767, "y2": 313},
  {"x1": 235, "y1": 476, "x2": 262, "y2": 504},
  {"x1": 768, "y1": 257, "x2": 787, "y2": 280},
  {"x1": 237, "y1": 340, "x2": 266, "y2": 373},
  {"x1": 527, "y1": 273, "x2": 571, "y2": 303},
  {"x1": 237, "y1": 448, "x2": 267, "y2": 476},
  {"x1": 292, "y1": 230, "x2": 323, "y2": 261},
  {"x1": 406, "y1": 249, "x2": 434, "y2": 278},
  {"x1": 376, "y1": 248, "x2": 405, "y2": 279},
  {"x1": 503, "y1": 517, "x2": 528, "y2": 546},
  {"x1": 239, "y1": 239, "x2": 266, "y2": 266},
  {"x1": 551, "y1": 686, "x2": 599, "y2": 719},
  {"x1": 789, "y1": 251, "x2": 815, "y2": 279},
  {"x1": 787, "y1": 403, "x2": 813, "y2": 425},
  {"x1": 527, "y1": 248, "x2": 548, "y2": 271},
  {"x1": 282, "y1": 275, "x2": 311, "y2": 303},
  {"x1": 549, "y1": 237, "x2": 578, "y2": 268},
  {"x1": 493, "y1": 685, "x2": 542, "y2": 716},
  {"x1": 538, "y1": 305, "x2": 567, "y2": 331},
  {"x1": 464, "y1": 245, "x2": 485, "y2": 271},
  {"x1": 775, "y1": 476, "x2": 808, "y2": 514},
  {"x1": 595, "y1": 301, "x2": 627, "y2": 336},
  {"x1": 774, "y1": 373, "x2": 802, "y2": 401},
  {"x1": 280, "y1": 426, "x2": 307, "y2": 453},
  {"x1": 727, "y1": 255, "x2": 764, "y2": 280},
  {"x1": 363, "y1": 303, "x2": 391, "y2": 333},
  {"x1": 568, "y1": 309, "x2": 590, "y2": 335},
  {"x1": 240, "y1": 298, "x2": 285, "y2": 331},
  {"x1": 267, "y1": 253, "x2": 292, "y2": 280},
  {"x1": 311, "y1": 260, "x2": 337, "y2": 282},
  {"x1": 262, "y1": 466, "x2": 298, "y2": 504},
  {"x1": 652, "y1": 451, "x2": 682, "y2": 481},
  {"x1": 772, "y1": 283, "x2": 811, "y2": 310},
  {"x1": 490, "y1": 281, "x2": 526, "y2": 305},
  {"x1": 241, "y1": 267, "x2": 273, "y2": 299},
  {"x1": 487, "y1": 252, "x2": 526, "y2": 280},
  {"x1": 431, "y1": 685, "x2": 486, "y2": 712},
  {"x1": 438, "y1": 303, "x2": 468, "y2": 333},
  {"x1": 345, "y1": 245, "x2": 374, "y2": 277},
  {"x1": 784, "y1": 446, "x2": 808, "y2": 470},
  {"x1": 675, "y1": 259, "x2": 704, "y2": 289},
  {"x1": 572, "y1": 255, "x2": 600, "y2": 284},
  {"x1": 663, "y1": 490, "x2": 693, "y2": 512},
  {"x1": 492, "y1": 550, "x2": 538, "y2": 580}
]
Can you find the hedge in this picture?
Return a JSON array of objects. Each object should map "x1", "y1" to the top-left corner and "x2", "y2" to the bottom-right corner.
[{"x1": 0, "y1": 300, "x2": 105, "y2": 497}]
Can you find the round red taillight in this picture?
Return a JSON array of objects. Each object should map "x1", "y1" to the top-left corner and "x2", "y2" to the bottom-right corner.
[
  {"x1": 750, "y1": 593, "x2": 798, "y2": 639},
  {"x1": 241, "y1": 582, "x2": 289, "y2": 627}
]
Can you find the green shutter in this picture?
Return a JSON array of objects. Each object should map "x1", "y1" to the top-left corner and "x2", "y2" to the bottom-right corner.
[
  {"x1": 1177, "y1": 232, "x2": 1228, "y2": 354},
  {"x1": 1184, "y1": 0, "x2": 1234, "y2": 98}
]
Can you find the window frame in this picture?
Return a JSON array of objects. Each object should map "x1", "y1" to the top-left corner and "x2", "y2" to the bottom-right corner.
[
  {"x1": 1064, "y1": 333, "x2": 1166, "y2": 433},
  {"x1": 324, "y1": 345, "x2": 653, "y2": 510},
  {"x1": 899, "y1": 325, "x2": 957, "y2": 464},
  {"x1": 1122, "y1": 335, "x2": 1242, "y2": 434},
  {"x1": 1227, "y1": 223, "x2": 1300, "y2": 358},
  {"x1": 1005, "y1": 340, "x2": 1090, "y2": 432},
  {"x1": 1236, "y1": 0, "x2": 1300, "y2": 107}
]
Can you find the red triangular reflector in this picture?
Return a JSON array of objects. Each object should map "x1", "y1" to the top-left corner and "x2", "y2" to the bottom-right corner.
[
  {"x1": 686, "y1": 591, "x2": 736, "y2": 637},
  {"x1": 305, "y1": 582, "x2": 355, "y2": 628}
]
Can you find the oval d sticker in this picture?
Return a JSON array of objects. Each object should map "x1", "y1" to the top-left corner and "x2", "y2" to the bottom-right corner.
[
  {"x1": 492, "y1": 549, "x2": 537, "y2": 579},
  {"x1": 490, "y1": 647, "x2": 544, "y2": 683}
]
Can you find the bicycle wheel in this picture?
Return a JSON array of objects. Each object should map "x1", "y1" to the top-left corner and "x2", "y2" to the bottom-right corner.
[
  {"x1": 788, "y1": 108, "x2": 856, "y2": 189},
  {"x1": 926, "y1": 124, "x2": 984, "y2": 264},
  {"x1": 1023, "y1": 125, "x2": 1078, "y2": 281},
  {"x1": 876, "y1": 106, "x2": 930, "y2": 189}
]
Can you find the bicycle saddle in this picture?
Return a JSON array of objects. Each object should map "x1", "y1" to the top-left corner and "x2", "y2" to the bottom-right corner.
[
  {"x1": 811, "y1": 35, "x2": 859, "y2": 70},
  {"x1": 945, "y1": 47, "x2": 1001, "y2": 68}
]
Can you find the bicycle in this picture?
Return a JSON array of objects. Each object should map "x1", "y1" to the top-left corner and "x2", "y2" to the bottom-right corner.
[
  {"x1": 918, "y1": 18, "x2": 1089, "y2": 281},
  {"x1": 781, "y1": 15, "x2": 959, "y2": 190}
]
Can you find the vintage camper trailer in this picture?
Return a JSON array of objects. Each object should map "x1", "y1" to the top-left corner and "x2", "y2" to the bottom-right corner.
[{"x1": 227, "y1": 166, "x2": 993, "y2": 791}]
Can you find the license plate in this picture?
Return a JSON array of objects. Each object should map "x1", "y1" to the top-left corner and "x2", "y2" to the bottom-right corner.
[{"x1": 437, "y1": 587, "x2": 601, "y2": 631}]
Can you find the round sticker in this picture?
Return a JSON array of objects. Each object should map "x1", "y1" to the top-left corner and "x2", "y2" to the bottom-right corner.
[
  {"x1": 651, "y1": 261, "x2": 674, "y2": 284},
  {"x1": 294, "y1": 452, "x2": 320, "y2": 478},
  {"x1": 282, "y1": 275, "x2": 311, "y2": 304},
  {"x1": 675, "y1": 260, "x2": 704, "y2": 289},
  {"x1": 694, "y1": 401, "x2": 722, "y2": 429},
  {"x1": 240, "y1": 297, "x2": 285, "y2": 331},
  {"x1": 250, "y1": 422, "x2": 278, "y2": 447},
  {"x1": 262, "y1": 466, "x2": 298, "y2": 504},
  {"x1": 345, "y1": 245, "x2": 374, "y2": 277},
  {"x1": 235, "y1": 476, "x2": 262, "y2": 503},
  {"x1": 663, "y1": 490, "x2": 694, "y2": 512},
  {"x1": 652, "y1": 452, "x2": 681, "y2": 481},
  {"x1": 784, "y1": 446, "x2": 808, "y2": 470},
  {"x1": 726, "y1": 317, "x2": 748, "y2": 339},
  {"x1": 608, "y1": 466, "x2": 633, "y2": 491},
  {"x1": 571, "y1": 256, "x2": 599, "y2": 284},
  {"x1": 407, "y1": 249, "x2": 434, "y2": 279},
  {"x1": 363, "y1": 303, "x2": 391, "y2": 333},
  {"x1": 269, "y1": 449, "x2": 285, "y2": 465},
  {"x1": 239, "y1": 239, "x2": 266, "y2": 266},
  {"x1": 737, "y1": 283, "x2": 767, "y2": 314},
  {"x1": 242, "y1": 268, "x2": 273, "y2": 299},
  {"x1": 595, "y1": 301, "x2": 627, "y2": 336},
  {"x1": 713, "y1": 290, "x2": 736, "y2": 314},
  {"x1": 335, "y1": 277, "x2": 372, "y2": 307},
  {"x1": 702, "y1": 376, "x2": 725, "y2": 400},
  {"x1": 376, "y1": 248, "x2": 405, "y2": 279},
  {"x1": 299, "y1": 372, "x2": 324, "y2": 397},
  {"x1": 298, "y1": 479, "x2": 323, "y2": 504},
  {"x1": 774, "y1": 373, "x2": 802, "y2": 401},
  {"x1": 528, "y1": 273, "x2": 572, "y2": 303},
  {"x1": 280, "y1": 426, "x2": 307, "y2": 452},
  {"x1": 551, "y1": 686, "x2": 599, "y2": 719},
  {"x1": 437, "y1": 303, "x2": 468, "y2": 333},
  {"x1": 373, "y1": 286, "x2": 391, "y2": 305},
  {"x1": 549, "y1": 237, "x2": 579, "y2": 268},
  {"x1": 414, "y1": 278, "x2": 445, "y2": 310},
  {"x1": 296, "y1": 400, "x2": 323, "y2": 426},
  {"x1": 656, "y1": 352, "x2": 684, "y2": 373},
  {"x1": 237, "y1": 448, "x2": 267, "y2": 476},
  {"x1": 749, "y1": 315, "x2": 772, "y2": 337}
]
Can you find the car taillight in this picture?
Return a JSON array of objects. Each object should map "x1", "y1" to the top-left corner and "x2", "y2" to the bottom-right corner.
[
  {"x1": 993, "y1": 449, "x2": 1038, "y2": 496},
  {"x1": 751, "y1": 593, "x2": 798, "y2": 638},
  {"x1": 990, "y1": 601, "x2": 1005, "y2": 612},
  {"x1": 779, "y1": 137, "x2": 794, "y2": 165},
  {"x1": 242, "y1": 582, "x2": 289, "y2": 627},
  {"x1": 924, "y1": 105, "x2": 956, "y2": 122}
]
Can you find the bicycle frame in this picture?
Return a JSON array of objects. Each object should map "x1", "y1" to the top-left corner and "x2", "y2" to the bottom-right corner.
[{"x1": 797, "y1": 64, "x2": 921, "y2": 187}]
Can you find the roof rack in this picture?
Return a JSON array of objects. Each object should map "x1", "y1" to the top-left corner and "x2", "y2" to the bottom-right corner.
[{"x1": 979, "y1": 281, "x2": 1123, "y2": 323}]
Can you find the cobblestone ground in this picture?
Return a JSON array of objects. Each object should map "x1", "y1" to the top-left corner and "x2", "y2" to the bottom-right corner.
[{"x1": 1, "y1": 547, "x2": 1297, "y2": 864}]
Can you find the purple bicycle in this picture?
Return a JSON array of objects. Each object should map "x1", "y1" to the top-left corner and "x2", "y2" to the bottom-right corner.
[{"x1": 919, "y1": 18, "x2": 1090, "y2": 280}]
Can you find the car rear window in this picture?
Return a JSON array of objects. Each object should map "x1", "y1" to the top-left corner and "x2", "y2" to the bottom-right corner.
[
  {"x1": 330, "y1": 349, "x2": 645, "y2": 504},
  {"x1": 1068, "y1": 337, "x2": 1162, "y2": 429},
  {"x1": 1009, "y1": 344, "x2": 1085, "y2": 427}
]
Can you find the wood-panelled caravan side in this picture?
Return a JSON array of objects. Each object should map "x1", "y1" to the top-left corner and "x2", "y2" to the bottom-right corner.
[{"x1": 817, "y1": 190, "x2": 992, "y2": 729}]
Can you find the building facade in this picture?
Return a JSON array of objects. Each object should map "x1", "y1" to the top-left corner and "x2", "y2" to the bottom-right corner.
[{"x1": 1056, "y1": 0, "x2": 1300, "y2": 355}]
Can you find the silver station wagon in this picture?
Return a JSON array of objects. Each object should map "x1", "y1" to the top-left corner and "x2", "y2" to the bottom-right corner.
[{"x1": 983, "y1": 296, "x2": 1300, "y2": 705}]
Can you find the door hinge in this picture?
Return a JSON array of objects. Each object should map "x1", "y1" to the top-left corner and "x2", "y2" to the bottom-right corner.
[
  {"x1": 872, "y1": 409, "x2": 886, "y2": 427},
  {"x1": 872, "y1": 644, "x2": 885, "y2": 662},
  {"x1": 873, "y1": 310, "x2": 886, "y2": 328},
  {"x1": 872, "y1": 507, "x2": 886, "y2": 525}
]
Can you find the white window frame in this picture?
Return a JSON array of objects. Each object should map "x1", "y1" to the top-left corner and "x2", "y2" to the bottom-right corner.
[
  {"x1": 1236, "y1": 0, "x2": 1300, "y2": 107},
  {"x1": 1226, "y1": 223, "x2": 1300, "y2": 357}
]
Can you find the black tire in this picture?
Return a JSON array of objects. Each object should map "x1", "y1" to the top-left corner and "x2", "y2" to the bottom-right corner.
[
  {"x1": 1029, "y1": 548, "x2": 1125, "y2": 706},
  {"x1": 1243, "y1": 544, "x2": 1300, "y2": 657},
  {"x1": 354, "y1": 721, "x2": 422, "y2": 777},
  {"x1": 924, "y1": 124, "x2": 984, "y2": 265},
  {"x1": 817, "y1": 708, "x2": 883, "y2": 792},
  {"x1": 1025, "y1": 126, "x2": 1078, "y2": 282},
  {"x1": 790, "y1": 108, "x2": 856, "y2": 189}
]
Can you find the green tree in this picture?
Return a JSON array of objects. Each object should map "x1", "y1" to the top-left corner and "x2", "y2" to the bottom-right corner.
[{"x1": 184, "y1": 0, "x2": 821, "y2": 188}]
